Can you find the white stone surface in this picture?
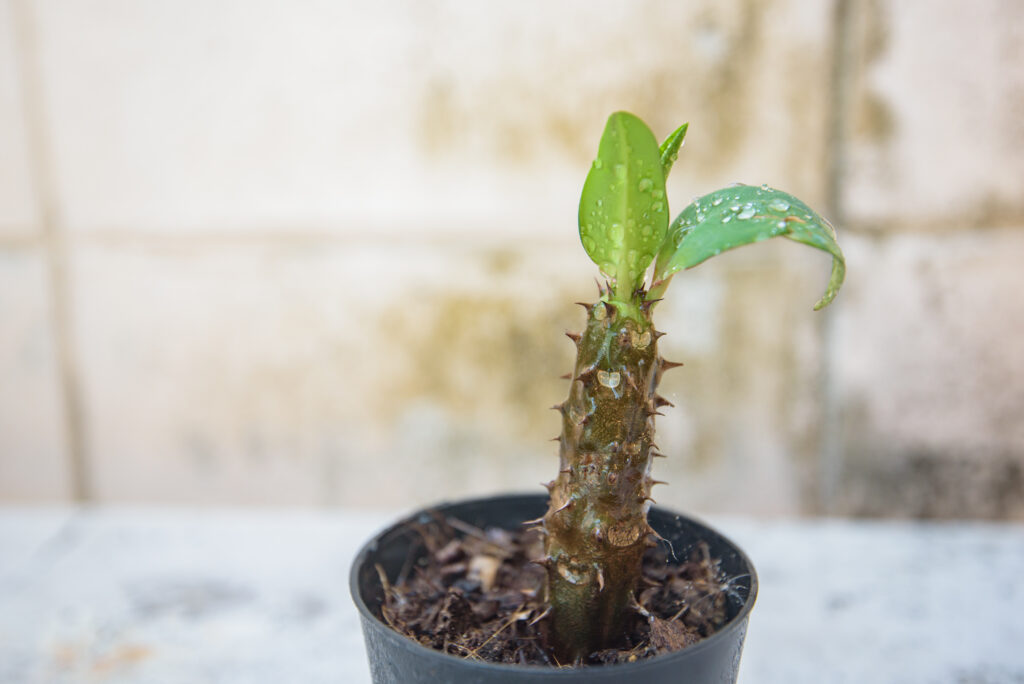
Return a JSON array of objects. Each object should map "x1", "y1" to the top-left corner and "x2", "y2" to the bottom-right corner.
[{"x1": 1, "y1": 507, "x2": 1022, "y2": 683}]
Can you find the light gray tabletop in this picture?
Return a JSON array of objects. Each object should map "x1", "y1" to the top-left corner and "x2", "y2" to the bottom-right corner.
[{"x1": 1, "y1": 507, "x2": 1022, "y2": 683}]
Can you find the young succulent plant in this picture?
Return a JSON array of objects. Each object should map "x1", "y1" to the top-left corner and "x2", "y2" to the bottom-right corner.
[{"x1": 538, "y1": 111, "x2": 845, "y2": 663}]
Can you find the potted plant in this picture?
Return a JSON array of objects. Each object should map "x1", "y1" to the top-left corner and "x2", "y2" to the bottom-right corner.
[{"x1": 350, "y1": 111, "x2": 845, "y2": 682}]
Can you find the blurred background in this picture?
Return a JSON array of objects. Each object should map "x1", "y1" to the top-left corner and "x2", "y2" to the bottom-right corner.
[{"x1": 1, "y1": 0, "x2": 1022, "y2": 519}]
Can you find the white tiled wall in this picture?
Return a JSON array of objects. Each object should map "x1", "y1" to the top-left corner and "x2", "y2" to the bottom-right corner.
[
  {"x1": 2, "y1": 0, "x2": 1023, "y2": 518},
  {"x1": 0, "y1": 0, "x2": 38, "y2": 236},
  {"x1": 0, "y1": 250, "x2": 70, "y2": 500},
  {"x1": 842, "y1": 1, "x2": 1024, "y2": 228}
]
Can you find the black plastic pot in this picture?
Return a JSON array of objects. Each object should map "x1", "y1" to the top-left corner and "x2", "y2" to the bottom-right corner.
[{"x1": 350, "y1": 493, "x2": 757, "y2": 683}]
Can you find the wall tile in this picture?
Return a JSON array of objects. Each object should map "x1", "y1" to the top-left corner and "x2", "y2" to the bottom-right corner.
[
  {"x1": 0, "y1": 248, "x2": 70, "y2": 501},
  {"x1": 71, "y1": 239, "x2": 587, "y2": 505},
  {"x1": 831, "y1": 230, "x2": 1024, "y2": 518},
  {"x1": 842, "y1": 1, "x2": 1024, "y2": 228},
  {"x1": 32, "y1": 0, "x2": 835, "y2": 237},
  {"x1": 653, "y1": 239, "x2": 832, "y2": 516},
  {"x1": 71, "y1": 233, "x2": 833, "y2": 513},
  {"x1": 0, "y1": 0, "x2": 39, "y2": 237}
]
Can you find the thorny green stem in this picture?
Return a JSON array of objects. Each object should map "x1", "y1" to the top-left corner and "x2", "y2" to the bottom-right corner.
[{"x1": 540, "y1": 289, "x2": 676, "y2": 662}]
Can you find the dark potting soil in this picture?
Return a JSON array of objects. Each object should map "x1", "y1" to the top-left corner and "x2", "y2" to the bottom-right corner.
[{"x1": 376, "y1": 512, "x2": 738, "y2": 667}]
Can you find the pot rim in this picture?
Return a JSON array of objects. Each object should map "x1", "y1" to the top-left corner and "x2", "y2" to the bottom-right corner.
[{"x1": 349, "y1": 492, "x2": 758, "y2": 675}]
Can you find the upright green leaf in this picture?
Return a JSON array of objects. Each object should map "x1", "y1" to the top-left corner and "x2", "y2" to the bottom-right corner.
[
  {"x1": 659, "y1": 122, "x2": 688, "y2": 179},
  {"x1": 651, "y1": 184, "x2": 845, "y2": 309},
  {"x1": 579, "y1": 112, "x2": 668, "y2": 301}
]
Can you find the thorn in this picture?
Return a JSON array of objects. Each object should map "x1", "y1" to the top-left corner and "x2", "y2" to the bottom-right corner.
[
  {"x1": 542, "y1": 480, "x2": 556, "y2": 492},
  {"x1": 659, "y1": 358, "x2": 684, "y2": 371},
  {"x1": 559, "y1": 372, "x2": 573, "y2": 380},
  {"x1": 594, "y1": 278, "x2": 605, "y2": 296},
  {"x1": 641, "y1": 496, "x2": 657, "y2": 504},
  {"x1": 652, "y1": 329, "x2": 667, "y2": 340},
  {"x1": 654, "y1": 395, "x2": 674, "y2": 408},
  {"x1": 554, "y1": 498, "x2": 574, "y2": 514},
  {"x1": 528, "y1": 605, "x2": 552, "y2": 626},
  {"x1": 647, "y1": 525, "x2": 676, "y2": 559},
  {"x1": 603, "y1": 301, "x2": 617, "y2": 318},
  {"x1": 649, "y1": 479, "x2": 669, "y2": 487},
  {"x1": 596, "y1": 567, "x2": 605, "y2": 592},
  {"x1": 576, "y1": 363, "x2": 598, "y2": 378},
  {"x1": 522, "y1": 516, "x2": 545, "y2": 526},
  {"x1": 529, "y1": 557, "x2": 551, "y2": 568},
  {"x1": 550, "y1": 436, "x2": 561, "y2": 442},
  {"x1": 575, "y1": 301, "x2": 593, "y2": 312},
  {"x1": 652, "y1": 452, "x2": 667, "y2": 459},
  {"x1": 641, "y1": 298, "x2": 663, "y2": 313},
  {"x1": 641, "y1": 575, "x2": 660, "y2": 587},
  {"x1": 559, "y1": 467, "x2": 572, "y2": 475},
  {"x1": 550, "y1": 403, "x2": 564, "y2": 413},
  {"x1": 565, "y1": 331, "x2": 581, "y2": 345},
  {"x1": 624, "y1": 371, "x2": 639, "y2": 390}
]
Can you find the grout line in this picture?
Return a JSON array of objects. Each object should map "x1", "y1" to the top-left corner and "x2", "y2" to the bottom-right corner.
[
  {"x1": 64, "y1": 226, "x2": 584, "y2": 249},
  {"x1": 825, "y1": 0, "x2": 853, "y2": 229},
  {"x1": 816, "y1": 0, "x2": 857, "y2": 516},
  {"x1": 0, "y1": 232, "x2": 43, "y2": 249},
  {"x1": 12, "y1": 0, "x2": 92, "y2": 503}
]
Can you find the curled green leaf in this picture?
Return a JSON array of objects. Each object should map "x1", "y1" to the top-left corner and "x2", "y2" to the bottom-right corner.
[
  {"x1": 659, "y1": 122, "x2": 688, "y2": 179},
  {"x1": 578, "y1": 112, "x2": 668, "y2": 301},
  {"x1": 651, "y1": 184, "x2": 845, "y2": 309}
]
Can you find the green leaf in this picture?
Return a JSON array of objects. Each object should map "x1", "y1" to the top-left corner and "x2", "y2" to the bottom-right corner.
[
  {"x1": 659, "y1": 122, "x2": 688, "y2": 179},
  {"x1": 579, "y1": 112, "x2": 669, "y2": 300},
  {"x1": 651, "y1": 184, "x2": 845, "y2": 309}
]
